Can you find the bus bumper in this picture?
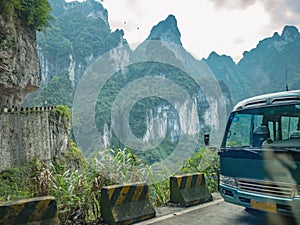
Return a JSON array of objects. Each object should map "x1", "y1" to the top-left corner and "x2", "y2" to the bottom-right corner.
[{"x1": 220, "y1": 184, "x2": 300, "y2": 217}]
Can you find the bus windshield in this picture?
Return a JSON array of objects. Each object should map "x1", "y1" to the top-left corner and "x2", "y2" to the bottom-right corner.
[{"x1": 223, "y1": 104, "x2": 300, "y2": 149}]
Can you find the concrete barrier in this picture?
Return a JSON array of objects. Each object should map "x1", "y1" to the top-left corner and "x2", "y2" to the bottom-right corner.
[
  {"x1": 0, "y1": 196, "x2": 59, "y2": 225},
  {"x1": 101, "y1": 182, "x2": 156, "y2": 224},
  {"x1": 170, "y1": 173, "x2": 212, "y2": 206}
]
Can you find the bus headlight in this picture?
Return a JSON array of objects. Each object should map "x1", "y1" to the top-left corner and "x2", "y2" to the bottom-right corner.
[
  {"x1": 220, "y1": 175, "x2": 237, "y2": 188},
  {"x1": 295, "y1": 185, "x2": 300, "y2": 197}
]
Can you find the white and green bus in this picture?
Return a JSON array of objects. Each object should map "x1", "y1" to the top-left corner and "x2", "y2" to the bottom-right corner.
[{"x1": 215, "y1": 90, "x2": 300, "y2": 216}]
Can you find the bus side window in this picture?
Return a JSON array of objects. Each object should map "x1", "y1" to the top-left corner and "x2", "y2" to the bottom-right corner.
[{"x1": 282, "y1": 116, "x2": 299, "y2": 139}]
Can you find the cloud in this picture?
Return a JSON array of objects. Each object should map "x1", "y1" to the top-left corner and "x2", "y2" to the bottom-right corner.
[
  {"x1": 211, "y1": 0, "x2": 300, "y2": 28},
  {"x1": 234, "y1": 37, "x2": 244, "y2": 45},
  {"x1": 210, "y1": 0, "x2": 257, "y2": 10},
  {"x1": 261, "y1": 0, "x2": 300, "y2": 35}
]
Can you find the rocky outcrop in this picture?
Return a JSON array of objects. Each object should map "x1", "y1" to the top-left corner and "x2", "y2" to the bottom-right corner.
[
  {"x1": 0, "y1": 14, "x2": 41, "y2": 108},
  {"x1": 146, "y1": 15, "x2": 182, "y2": 46}
]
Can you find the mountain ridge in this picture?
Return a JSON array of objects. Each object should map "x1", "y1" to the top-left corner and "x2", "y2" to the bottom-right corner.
[
  {"x1": 25, "y1": 0, "x2": 300, "y2": 107},
  {"x1": 136, "y1": 11, "x2": 299, "y2": 103}
]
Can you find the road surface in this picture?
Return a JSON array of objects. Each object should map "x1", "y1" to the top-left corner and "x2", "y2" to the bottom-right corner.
[{"x1": 136, "y1": 194, "x2": 300, "y2": 225}]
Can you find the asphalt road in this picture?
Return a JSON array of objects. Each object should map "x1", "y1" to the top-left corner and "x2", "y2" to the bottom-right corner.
[{"x1": 136, "y1": 194, "x2": 300, "y2": 225}]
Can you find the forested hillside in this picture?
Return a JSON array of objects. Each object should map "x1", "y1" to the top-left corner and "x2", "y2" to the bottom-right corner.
[
  {"x1": 24, "y1": 0, "x2": 125, "y2": 107},
  {"x1": 238, "y1": 25, "x2": 300, "y2": 97}
]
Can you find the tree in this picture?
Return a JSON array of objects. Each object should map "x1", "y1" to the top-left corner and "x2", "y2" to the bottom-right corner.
[{"x1": 0, "y1": 0, "x2": 52, "y2": 31}]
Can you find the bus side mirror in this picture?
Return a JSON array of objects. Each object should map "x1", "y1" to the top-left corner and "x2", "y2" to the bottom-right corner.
[{"x1": 204, "y1": 133, "x2": 210, "y2": 146}]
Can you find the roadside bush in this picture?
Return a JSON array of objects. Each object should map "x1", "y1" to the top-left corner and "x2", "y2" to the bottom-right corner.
[{"x1": 180, "y1": 148, "x2": 219, "y2": 192}]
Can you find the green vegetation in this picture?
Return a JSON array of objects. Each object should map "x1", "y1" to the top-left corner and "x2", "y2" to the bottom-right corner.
[
  {"x1": 49, "y1": 164, "x2": 111, "y2": 223},
  {"x1": 180, "y1": 148, "x2": 219, "y2": 192},
  {"x1": 0, "y1": 146, "x2": 219, "y2": 224},
  {"x1": 0, "y1": 163, "x2": 36, "y2": 202},
  {"x1": 0, "y1": 0, "x2": 52, "y2": 31},
  {"x1": 54, "y1": 105, "x2": 71, "y2": 120}
]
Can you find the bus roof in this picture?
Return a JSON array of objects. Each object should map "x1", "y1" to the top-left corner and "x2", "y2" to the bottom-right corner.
[{"x1": 233, "y1": 90, "x2": 300, "y2": 112}]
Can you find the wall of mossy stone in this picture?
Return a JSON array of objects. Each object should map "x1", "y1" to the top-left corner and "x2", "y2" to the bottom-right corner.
[{"x1": 0, "y1": 107, "x2": 69, "y2": 171}]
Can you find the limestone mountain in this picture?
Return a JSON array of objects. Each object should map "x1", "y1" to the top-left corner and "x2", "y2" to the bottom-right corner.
[
  {"x1": 238, "y1": 25, "x2": 300, "y2": 97},
  {"x1": 40, "y1": 0, "x2": 126, "y2": 84},
  {"x1": 24, "y1": 0, "x2": 126, "y2": 107},
  {"x1": 204, "y1": 25, "x2": 300, "y2": 103},
  {"x1": 26, "y1": 0, "x2": 229, "y2": 158},
  {"x1": 85, "y1": 14, "x2": 228, "y2": 161}
]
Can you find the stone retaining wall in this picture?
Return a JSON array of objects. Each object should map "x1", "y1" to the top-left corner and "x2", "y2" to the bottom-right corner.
[{"x1": 0, "y1": 107, "x2": 69, "y2": 171}]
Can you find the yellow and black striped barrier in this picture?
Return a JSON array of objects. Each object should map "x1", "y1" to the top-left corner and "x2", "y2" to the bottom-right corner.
[
  {"x1": 170, "y1": 173, "x2": 212, "y2": 206},
  {"x1": 101, "y1": 182, "x2": 156, "y2": 225},
  {"x1": 0, "y1": 196, "x2": 59, "y2": 225}
]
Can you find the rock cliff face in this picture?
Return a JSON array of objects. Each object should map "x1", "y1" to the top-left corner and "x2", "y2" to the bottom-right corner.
[
  {"x1": 36, "y1": 0, "x2": 123, "y2": 86},
  {"x1": 0, "y1": 14, "x2": 41, "y2": 108},
  {"x1": 0, "y1": 107, "x2": 69, "y2": 171}
]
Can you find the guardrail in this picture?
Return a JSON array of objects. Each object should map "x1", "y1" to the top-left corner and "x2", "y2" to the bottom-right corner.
[{"x1": 1, "y1": 106, "x2": 56, "y2": 113}]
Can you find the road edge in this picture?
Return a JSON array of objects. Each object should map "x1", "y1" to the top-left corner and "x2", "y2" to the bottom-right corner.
[{"x1": 135, "y1": 193, "x2": 224, "y2": 224}]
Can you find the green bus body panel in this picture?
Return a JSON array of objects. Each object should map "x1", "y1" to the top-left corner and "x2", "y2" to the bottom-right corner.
[
  {"x1": 220, "y1": 152, "x2": 300, "y2": 184},
  {"x1": 220, "y1": 157, "x2": 264, "y2": 180}
]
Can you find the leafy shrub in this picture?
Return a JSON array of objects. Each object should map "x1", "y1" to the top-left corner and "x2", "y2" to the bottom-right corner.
[
  {"x1": 0, "y1": 0, "x2": 52, "y2": 31},
  {"x1": 150, "y1": 179, "x2": 170, "y2": 207},
  {"x1": 0, "y1": 165, "x2": 35, "y2": 202},
  {"x1": 54, "y1": 105, "x2": 71, "y2": 120},
  {"x1": 180, "y1": 148, "x2": 219, "y2": 192}
]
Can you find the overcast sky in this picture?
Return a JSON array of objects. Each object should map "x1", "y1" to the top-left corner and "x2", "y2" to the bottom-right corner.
[{"x1": 67, "y1": 0, "x2": 300, "y2": 62}]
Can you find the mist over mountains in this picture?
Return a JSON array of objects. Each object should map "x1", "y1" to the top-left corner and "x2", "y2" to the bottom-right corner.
[{"x1": 24, "y1": 0, "x2": 300, "y2": 156}]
